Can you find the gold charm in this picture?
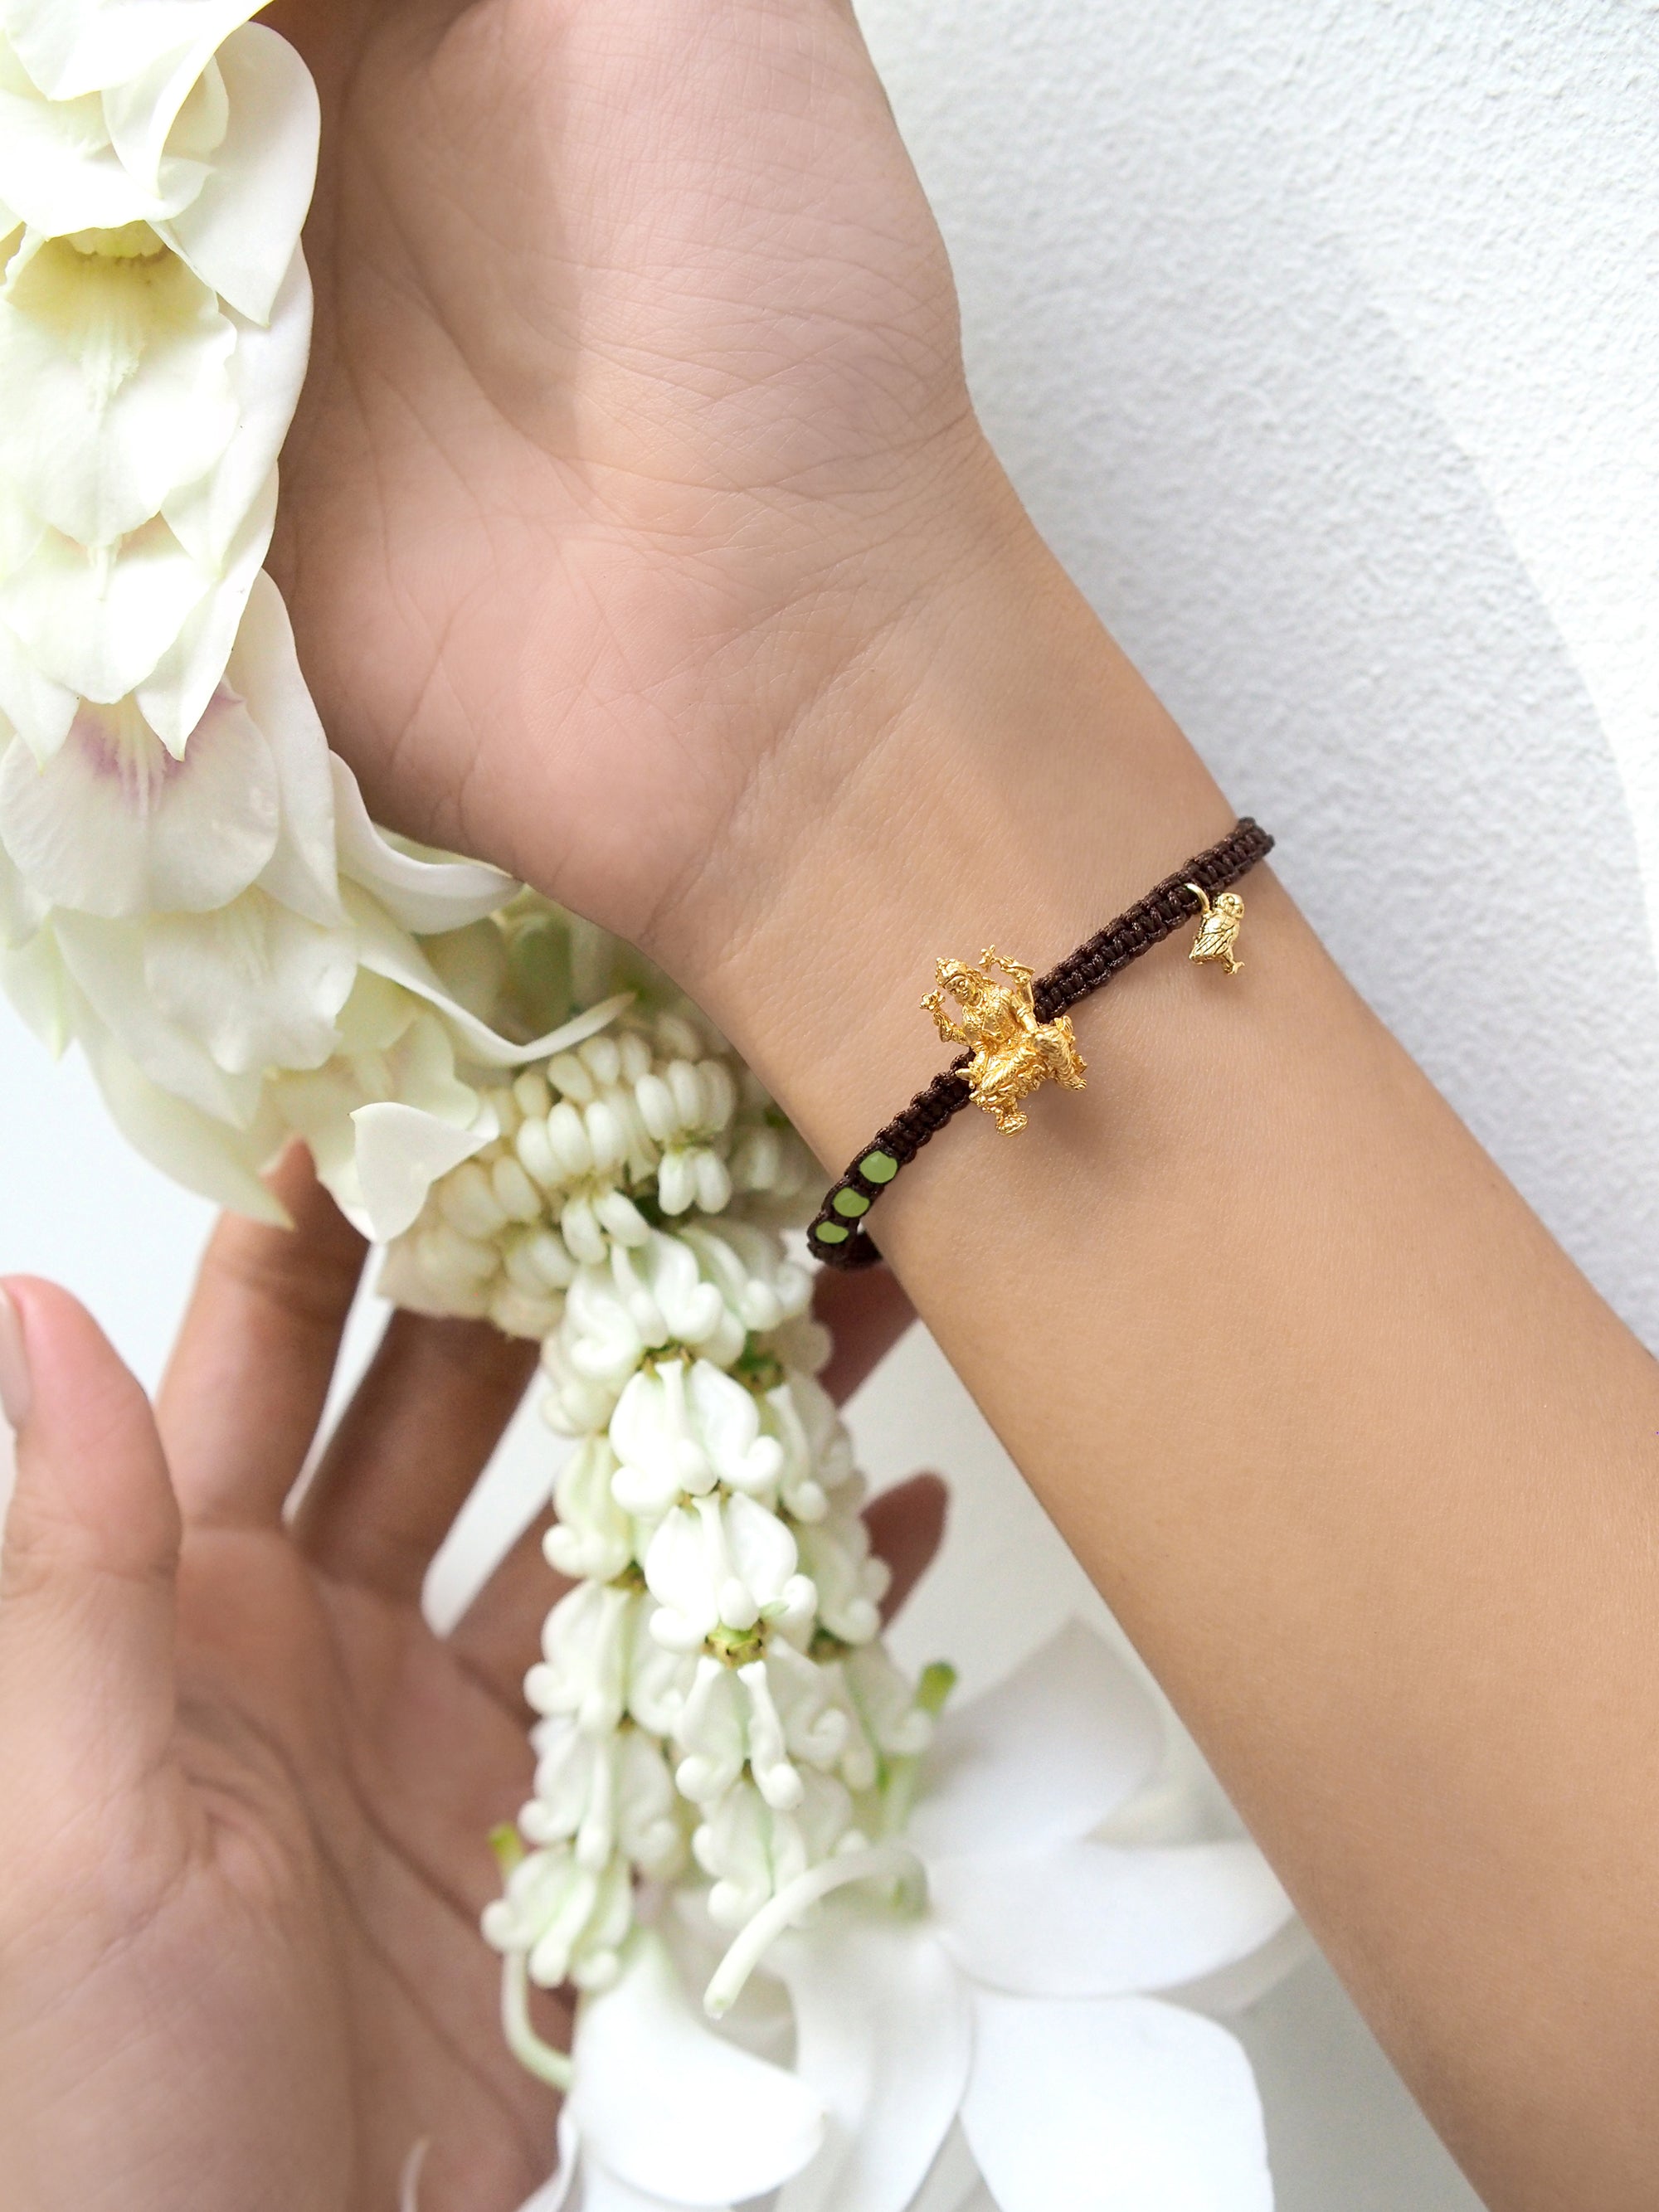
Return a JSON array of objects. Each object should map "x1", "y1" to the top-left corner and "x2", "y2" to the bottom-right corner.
[
  {"x1": 1186, "y1": 883, "x2": 1246, "y2": 975},
  {"x1": 923, "y1": 946, "x2": 1087, "y2": 1134}
]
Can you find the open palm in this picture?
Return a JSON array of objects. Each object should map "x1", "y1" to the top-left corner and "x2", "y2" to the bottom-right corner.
[
  {"x1": 263, "y1": 0, "x2": 987, "y2": 951},
  {"x1": 0, "y1": 1154, "x2": 937, "y2": 2212}
]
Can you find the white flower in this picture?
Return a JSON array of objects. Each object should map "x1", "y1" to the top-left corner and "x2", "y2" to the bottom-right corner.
[
  {"x1": 522, "y1": 1718, "x2": 684, "y2": 1884},
  {"x1": 481, "y1": 1840, "x2": 634, "y2": 1995},
  {"x1": 643, "y1": 1490, "x2": 817, "y2": 1654},
  {"x1": 610, "y1": 1354, "x2": 786, "y2": 1518},
  {"x1": 0, "y1": 571, "x2": 606, "y2": 1230},
  {"x1": 539, "y1": 1927, "x2": 826, "y2": 2212},
  {"x1": 0, "y1": 19, "x2": 319, "y2": 756},
  {"x1": 709, "y1": 1624, "x2": 1297, "y2": 2212}
]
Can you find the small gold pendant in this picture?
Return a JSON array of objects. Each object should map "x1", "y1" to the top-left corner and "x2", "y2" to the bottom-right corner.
[
  {"x1": 1186, "y1": 883, "x2": 1247, "y2": 975},
  {"x1": 922, "y1": 946, "x2": 1087, "y2": 1134}
]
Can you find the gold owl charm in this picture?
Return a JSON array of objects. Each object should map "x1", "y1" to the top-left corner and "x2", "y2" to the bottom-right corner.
[
  {"x1": 923, "y1": 946, "x2": 1087, "y2": 1134},
  {"x1": 1186, "y1": 883, "x2": 1246, "y2": 975}
]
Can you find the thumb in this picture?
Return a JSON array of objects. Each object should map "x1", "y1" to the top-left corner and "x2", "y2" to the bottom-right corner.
[{"x1": 0, "y1": 1277, "x2": 181, "y2": 1797}]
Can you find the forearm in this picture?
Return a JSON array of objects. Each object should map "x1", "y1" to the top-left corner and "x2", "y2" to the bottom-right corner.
[{"x1": 674, "y1": 457, "x2": 1659, "y2": 2210}]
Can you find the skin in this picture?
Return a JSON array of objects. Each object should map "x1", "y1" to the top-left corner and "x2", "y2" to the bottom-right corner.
[
  {"x1": 5, "y1": 1, "x2": 1657, "y2": 2206},
  {"x1": 0, "y1": 1150, "x2": 941, "y2": 2211}
]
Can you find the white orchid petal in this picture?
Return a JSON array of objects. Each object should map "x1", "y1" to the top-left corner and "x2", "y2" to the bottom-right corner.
[
  {"x1": 52, "y1": 906, "x2": 260, "y2": 1120},
  {"x1": 582, "y1": 2174, "x2": 718, "y2": 2212},
  {"x1": 961, "y1": 1991, "x2": 1272, "y2": 2212},
  {"x1": 154, "y1": 24, "x2": 318, "y2": 323},
  {"x1": 79, "y1": 1019, "x2": 284, "y2": 1218},
  {"x1": 348, "y1": 881, "x2": 634, "y2": 1065},
  {"x1": 906, "y1": 2126, "x2": 989, "y2": 2212},
  {"x1": 329, "y1": 754, "x2": 518, "y2": 932},
  {"x1": 0, "y1": 234, "x2": 237, "y2": 546},
  {"x1": 351, "y1": 1101, "x2": 494, "y2": 1241},
  {"x1": 511, "y1": 2110, "x2": 581, "y2": 2212},
  {"x1": 930, "y1": 1840, "x2": 1297, "y2": 2001},
  {"x1": 0, "y1": 513, "x2": 212, "y2": 704},
  {"x1": 0, "y1": 924, "x2": 67, "y2": 1048},
  {"x1": 3, "y1": 0, "x2": 264, "y2": 101},
  {"x1": 226, "y1": 571, "x2": 340, "y2": 924},
  {"x1": 141, "y1": 892, "x2": 354, "y2": 1072},
  {"x1": 0, "y1": 58, "x2": 197, "y2": 233},
  {"x1": 0, "y1": 615, "x2": 75, "y2": 761},
  {"x1": 570, "y1": 1930, "x2": 823, "y2": 2207},
  {"x1": 771, "y1": 1906, "x2": 971, "y2": 2212},
  {"x1": 0, "y1": 689, "x2": 277, "y2": 916},
  {"x1": 100, "y1": 38, "x2": 225, "y2": 193},
  {"x1": 907, "y1": 1622, "x2": 1165, "y2": 1862},
  {"x1": 163, "y1": 246, "x2": 312, "y2": 569},
  {"x1": 134, "y1": 462, "x2": 275, "y2": 751}
]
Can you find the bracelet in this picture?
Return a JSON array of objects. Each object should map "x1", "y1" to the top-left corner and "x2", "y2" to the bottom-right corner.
[{"x1": 806, "y1": 817, "x2": 1274, "y2": 1270}]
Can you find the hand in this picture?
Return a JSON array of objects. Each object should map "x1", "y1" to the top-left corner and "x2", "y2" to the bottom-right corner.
[
  {"x1": 263, "y1": 0, "x2": 1010, "y2": 965},
  {"x1": 0, "y1": 1150, "x2": 942, "y2": 2212}
]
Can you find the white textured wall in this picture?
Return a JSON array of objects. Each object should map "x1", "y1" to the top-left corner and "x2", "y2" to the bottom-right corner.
[{"x1": 2, "y1": 2, "x2": 1653, "y2": 2204}]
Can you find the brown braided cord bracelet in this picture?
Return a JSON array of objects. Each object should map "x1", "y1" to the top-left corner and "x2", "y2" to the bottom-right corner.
[{"x1": 806, "y1": 817, "x2": 1275, "y2": 1270}]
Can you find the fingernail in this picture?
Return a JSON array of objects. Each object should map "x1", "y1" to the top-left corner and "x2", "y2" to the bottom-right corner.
[{"x1": 0, "y1": 1285, "x2": 32, "y2": 1432}]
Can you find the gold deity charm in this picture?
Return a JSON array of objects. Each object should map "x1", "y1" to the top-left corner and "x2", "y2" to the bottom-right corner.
[
  {"x1": 923, "y1": 946, "x2": 1087, "y2": 1134},
  {"x1": 1186, "y1": 883, "x2": 1247, "y2": 975}
]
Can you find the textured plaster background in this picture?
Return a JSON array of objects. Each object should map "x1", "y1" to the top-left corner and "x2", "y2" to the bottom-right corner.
[{"x1": 2, "y1": 2, "x2": 1655, "y2": 2204}]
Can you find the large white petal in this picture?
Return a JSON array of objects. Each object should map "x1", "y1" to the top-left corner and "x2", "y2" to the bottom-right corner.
[
  {"x1": 3, "y1": 0, "x2": 263, "y2": 102},
  {"x1": 0, "y1": 615, "x2": 75, "y2": 762},
  {"x1": 907, "y1": 2126, "x2": 990, "y2": 2212},
  {"x1": 569, "y1": 1929, "x2": 824, "y2": 2208},
  {"x1": 771, "y1": 1905, "x2": 971, "y2": 2212},
  {"x1": 0, "y1": 689, "x2": 278, "y2": 916},
  {"x1": 929, "y1": 1840, "x2": 1297, "y2": 2001},
  {"x1": 227, "y1": 571, "x2": 339, "y2": 926},
  {"x1": 0, "y1": 52, "x2": 202, "y2": 234},
  {"x1": 79, "y1": 1018, "x2": 285, "y2": 1218},
  {"x1": 52, "y1": 906, "x2": 261, "y2": 1121},
  {"x1": 961, "y1": 1991, "x2": 1272, "y2": 2212},
  {"x1": 163, "y1": 246, "x2": 312, "y2": 571},
  {"x1": 134, "y1": 462, "x2": 275, "y2": 751},
  {"x1": 907, "y1": 1623, "x2": 1165, "y2": 1864},
  {"x1": 142, "y1": 891, "x2": 355, "y2": 1073},
  {"x1": 330, "y1": 755, "x2": 518, "y2": 932},
  {"x1": 155, "y1": 24, "x2": 318, "y2": 323},
  {"x1": 0, "y1": 513, "x2": 212, "y2": 704},
  {"x1": 350, "y1": 1101, "x2": 494, "y2": 1241},
  {"x1": 0, "y1": 234, "x2": 237, "y2": 546},
  {"x1": 582, "y1": 2175, "x2": 722, "y2": 2212},
  {"x1": 100, "y1": 35, "x2": 226, "y2": 194},
  {"x1": 347, "y1": 882, "x2": 635, "y2": 1067}
]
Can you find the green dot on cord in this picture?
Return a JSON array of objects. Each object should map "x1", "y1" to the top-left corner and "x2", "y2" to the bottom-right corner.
[
  {"x1": 833, "y1": 1188, "x2": 871, "y2": 1218},
  {"x1": 860, "y1": 1150, "x2": 899, "y2": 1184},
  {"x1": 814, "y1": 1220, "x2": 850, "y2": 1244}
]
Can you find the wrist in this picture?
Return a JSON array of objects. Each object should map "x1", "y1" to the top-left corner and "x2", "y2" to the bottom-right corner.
[{"x1": 659, "y1": 461, "x2": 1231, "y2": 1166}]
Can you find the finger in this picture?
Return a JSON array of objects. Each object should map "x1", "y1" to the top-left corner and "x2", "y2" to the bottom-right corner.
[
  {"x1": 0, "y1": 1279, "x2": 180, "y2": 1799},
  {"x1": 158, "y1": 1145, "x2": 367, "y2": 1529},
  {"x1": 868, "y1": 1471, "x2": 948, "y2": 1622},
  {"x1": 295, "y1": 1313, "x2": 539, "y2": 1601},
  {"x1": 450, "y1": 1468, "x2": 951, "y2": 1717},
  {"x1": 815, "y1": 1265, "x2": 917, "y2": 1406}
]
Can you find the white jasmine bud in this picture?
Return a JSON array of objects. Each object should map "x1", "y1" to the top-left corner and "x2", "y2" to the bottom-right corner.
[
  {"x1": 546, "y1": 1098, "x2": 594, "y2": 1179},
  {"x1": 490, "y1": 1152, "x2": 543, "y2": 1223},
  {"x1": 593, "y1": 1186, "x2": 650, "y2": 1246},
  {"x1": 545, "y1": 1051, "x2": 596, "y2": 1104},
  {"x1": 438, "y1": 1159, "x2": 508, "y2": 1239}
]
